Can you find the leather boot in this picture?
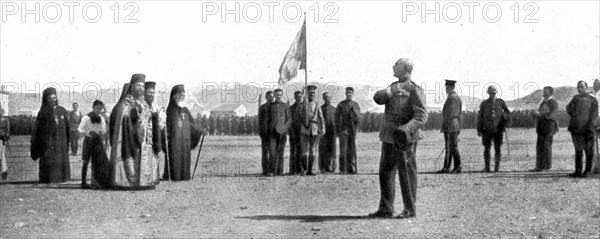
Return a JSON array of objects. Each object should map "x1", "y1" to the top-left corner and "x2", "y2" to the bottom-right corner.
[
  {"x1": 494, "y1": 154, "x2": 501, "y2": 172},
  {"x1": 482, "y1": 155, "x2": 491, "y2": 172}
]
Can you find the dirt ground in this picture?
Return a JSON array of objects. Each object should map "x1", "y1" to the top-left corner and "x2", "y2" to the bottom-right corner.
[{"x1": 1, "y1": 128, "x2": 599, "y2": 238}]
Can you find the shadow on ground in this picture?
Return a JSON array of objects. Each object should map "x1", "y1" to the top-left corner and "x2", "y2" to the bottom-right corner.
[{"x1": 236, "y1": 215, "x2": 370, "y2": 222}]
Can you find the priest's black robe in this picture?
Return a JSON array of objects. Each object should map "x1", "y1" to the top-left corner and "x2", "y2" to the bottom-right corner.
[
  {"x1": 164, "y1": 105, "x2": 202, "y2": 181},
  {"x1": 30, "y1": 106, "x2": 71, "y2": 183}
]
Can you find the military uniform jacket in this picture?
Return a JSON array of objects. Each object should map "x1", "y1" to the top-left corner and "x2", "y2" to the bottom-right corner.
[
  {"x1": 373, "y1": 80, "x2": 428, "y2": 144},
  {"x1": 290, "y1": 102, "x2": 303, "y2": 133},
  {"x1": 566, "y1": 93, "x2": 598, "y2": 135},
  {"x1": 321, "y1": 104, "x2": 336, "y2": 137},
  {"x1": 477, "y1": 98, "x2": 510, "y2": 135},
  {"x1": 298, "y1": 101, "x2": 325, "y2": 136},
  {"x1": 335, "y1": 99, "x2": 361, "y2": 136},
  {"x1": 536, "y1": 98, "x2": 559, "y2": 136},
  {"x1": 267, "y1": 101, "x2": 291, "y2": 135},
  {"x1": 442, "y1": 91, "x2": 462, "y2": 132},
  {"x1": 258, "y1": 103, "x2": 270, "y2": 137}
]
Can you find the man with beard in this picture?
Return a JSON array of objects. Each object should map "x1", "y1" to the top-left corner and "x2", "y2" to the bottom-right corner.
[
  {"x1": 258, "y1": 91, "x2": 274, "y2": 175},
  {"x1": 267, "y1": 89, "x2": 291, "y2": 176},
  {"x1": 566, "y1": 81, "x2": 598, "y2": 177},
  {"x1": 369, "y1": 58, "x2": 427, "y2": 219},
  {"x1": 109, "y1": 74, "x2": 159, "y2": 189},
  {"x1": 289, "y1": 91, "x2": 303, "y2": 175},
  {"x1": 68, "y1": 102, "x2": 82, "y2": 156},
  {"x1": 78, "y1": 100, "x2": 107, "y2": 188},
  {"x1": 298, "y1": 85, "x2": 325, "y2": 175},
  {"x1": 336, "y1": 87, "x2": 361, "y2": 174},
  {"x1": 164, "y1": 84, "x2": 204, "y2": 181},
  {"x1": 145, "y1": 81, "x2": 165, "y2": 182},
  {"x1": 319, "y1": 92, "x2": 337, "y2": 173},
  {"x1": 30, "y1": 87, "x2": 71, "y2": 183}
]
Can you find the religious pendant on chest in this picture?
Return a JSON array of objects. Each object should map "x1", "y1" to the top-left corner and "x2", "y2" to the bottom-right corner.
[
  {"x1": 54, "y1": 116, "x2": 59, "y2": 125},
  {"x1": 177, "y1": 114, "x2": 184, "y2": 128}
]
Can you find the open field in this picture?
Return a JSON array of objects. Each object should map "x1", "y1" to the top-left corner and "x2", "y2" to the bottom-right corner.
[{"x1": 1, "y1": 128, "x2": 599, "y2": 238}]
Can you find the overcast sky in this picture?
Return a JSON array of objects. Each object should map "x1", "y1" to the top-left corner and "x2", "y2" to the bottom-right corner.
[{"x1": 1, "y1": 1, "x2": 598, "y2": 102}]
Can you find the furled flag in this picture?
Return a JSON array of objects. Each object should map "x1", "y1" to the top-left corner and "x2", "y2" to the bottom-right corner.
[{"x1": 278, "y1": 19, "x2": 306, "y2": 85}]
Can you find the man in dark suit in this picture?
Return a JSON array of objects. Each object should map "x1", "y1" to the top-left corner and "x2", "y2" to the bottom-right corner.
[
  {"x1": 289, "y1": 91, "x2": 303, "y2": 175},
  {"x1": 319, "y1": 92, "x2": 337, "y2": 173},
  {"x1": 530, "y1": 86, "x2": 559, "y2": 172},
  {"x1": 258, "y1": 91, "x2": 274, "y2": 175},
  {"x1": 369, "y1": 58, "x2": 428, "y2": 219},
  {"x1": 267, "y1": 89, "x2": 291, "y2": 176},
  {"x1": 477, "y1": 86, "x2": 511, "y2": 172},
  {"x1": 438, "y1": 79, "x2": 462, "y2": 173},
  {"x1": 336, "y1": 87, "x2": 361, "y2": 174},
  {"x1": 566, "y1": 81, "x2": 598, "y2": 177}
]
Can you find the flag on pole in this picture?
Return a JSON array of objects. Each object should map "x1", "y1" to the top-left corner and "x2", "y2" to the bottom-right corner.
[{"x1": 278, "y1": 19, "x2": 306, "y2": 85}]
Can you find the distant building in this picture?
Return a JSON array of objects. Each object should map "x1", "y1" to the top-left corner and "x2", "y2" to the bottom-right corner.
[
  {"x1": 210, "y1": 104, "x2": 247, "y2": 117},
  {"x1": 0, "y1": 86, "x2": 9, "y2": 115}
]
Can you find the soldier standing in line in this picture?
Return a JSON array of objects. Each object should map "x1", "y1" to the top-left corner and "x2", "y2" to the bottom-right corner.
[
  {"x1": 369, "y1": 58, "x2": 428, "y2": 219},
  {"x1": 591, "y1": 79, "x2": 600, "y2": 174},
  {"x1": 267, "y1": 89, "x2": 291, "y2": 176},
  {"x1": 477, "y1": 86, "x2": 511, "y2": 172},
  {"x1": 298, "y1": 85, "x2": 325, "y2": 176},
  {"x1": 258, "y1": 91, "x2": 274, "y2": 175},
  {"x1": 566, "y1": 81, "x2": 598, "y2": 177},
  {"x1": 438, "y1": 80, "x2": 462, "y2": 174},
  {"x1": 530, "y1": 86, "x2": 559, "y2": 172},
  {"x1": 335, "y1": 87, "x2": 361, "y2": 174},
  {"x1": 68, "y1": 102, "x2": 83, "y2": 156},
  {"x1": 289, "y1": 91, "x2": 303, "y2": 175},
  {"x1": 319, "y1": 92, "x2": 337, "y2": 173}
]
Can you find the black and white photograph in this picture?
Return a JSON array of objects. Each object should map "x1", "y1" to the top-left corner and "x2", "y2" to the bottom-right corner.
[{"x1": 0, "y1": 1, "x2": 599, "y2": 238}]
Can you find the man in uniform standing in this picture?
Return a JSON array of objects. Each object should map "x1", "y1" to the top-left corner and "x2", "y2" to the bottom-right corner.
[
  {"x1": 591, "y1": 79, "x2": 600, "y2": 174},
  {"x1": 289, "y1": 91, "x2": 303, "y2": 175},
  {"x1": 319, "y1": 92, "x2": 337, "y2": 173},
  {"x1": 336, "y1": 87, "x2": 361, "y2": 174},
  {"x1": 69, "y1": 102, "x2": 82, "y2": 156},
  {"x1": 369, "y1": 58, "x2": 427, "y2": 219},
  {"x1": 477, "y1": 86, "x2": 511, "y2": 172},
  {"x1": 267, "y1": 89, "x2": 291, "y2": 176},
  {"x1": 566, "y1": 81, "x2": 598, "y2": 177},
  {"x1": 298, "y1": 85, "x2": 325, "y2": 175},
  {"x1": 438, "y1": 80, "x2": 462, "y2": 173},
  {"x1": 258, "y1": 91, "x2": 274, "y2": 175},
  {"x1": 530, "y1": 86, "x2": 559, "y2": 172}
]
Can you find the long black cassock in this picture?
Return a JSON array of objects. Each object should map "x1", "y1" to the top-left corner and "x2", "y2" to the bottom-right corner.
[
  {"x1": 164, "y1": 85, "x2": 202, "y2": 181},
  {"x1": 30, "y1": 87, "x2": 71, "y2": 183}
]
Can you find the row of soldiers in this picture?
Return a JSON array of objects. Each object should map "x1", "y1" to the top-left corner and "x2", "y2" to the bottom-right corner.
[
  {"x1": 439, "y1": 79, "x2": 600, "y2": 177},
  {"x1": 29, "y1": 74, "x2": 205, "y2": 189},
  {"x1": 257, "y1": 85, "x2": 361, "y2": 176}
]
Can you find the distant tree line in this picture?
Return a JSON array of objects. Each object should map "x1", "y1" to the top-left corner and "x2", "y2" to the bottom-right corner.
[{"x1": 5, "y1": 109, "x2": 572, "y2": 136}]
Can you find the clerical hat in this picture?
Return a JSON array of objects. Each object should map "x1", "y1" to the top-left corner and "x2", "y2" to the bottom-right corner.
[
  {"x1": 130, "y1": 73, "x2": 146, "y2": 85},
  {"x1": 42, "y1": 87, "x2": 57, "y2": 97},
  {"x1": 145, "y1": 81, "x2": 157, "y2": 90},
  {"x1": 171, "y1": 84, "x2": 185, "y2": 94}
]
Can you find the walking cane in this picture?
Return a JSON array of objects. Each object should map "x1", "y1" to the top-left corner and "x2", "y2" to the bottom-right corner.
[
  {"x1": 192, "y1": 134, "x2": 205, "y2": 180},
  {"x1": 160, "y1": 107, "x2": 171, "y2": 189},
  {"x1": 433, "y1": 147, "x2": 446, "y2": 165}
]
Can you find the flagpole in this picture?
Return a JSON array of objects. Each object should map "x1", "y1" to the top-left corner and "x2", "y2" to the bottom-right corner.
[{"x1": 304, "y1": 12, "x2": 308, "y2": 96}]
